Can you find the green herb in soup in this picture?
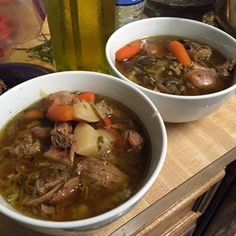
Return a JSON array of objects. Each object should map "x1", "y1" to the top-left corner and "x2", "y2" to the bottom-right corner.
[
  {"x1": 115, "y1": 36, "x2": 236, "y2": 95},
  {"x1": 0, "y1": 91, "x2": 150, "y2": 221}
]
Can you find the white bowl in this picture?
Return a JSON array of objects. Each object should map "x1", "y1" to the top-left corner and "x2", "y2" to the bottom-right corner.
[
  {"x1": 106, "y1": 17, "x2": 236, "y2": 123},
  {"x1": 0, "y1": 71, "x2": 167, "y2": 235}
]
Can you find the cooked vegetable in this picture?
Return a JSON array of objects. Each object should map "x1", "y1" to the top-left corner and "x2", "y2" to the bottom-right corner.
[
  {"x1": 115, "y1": 40, "x2": 143, "y2": 61},
  {"x1": 97, "y1": 128, "x2": 115, "y2": 153},
  {"x1": 0, "y1": 90, "x2": 149, "y2": 221},
  {"x1": 108, "y1": 128, "x2": 125, "y2": 149},
  {"x1": 116, "y1": 36, "x2": 235, "y2": 96},
  {"x1": 97, "y1": 128, "x2": 115, "y2": 143},
  {"x1": 47, "y1": 104, "x2": 74, "y2": 122},
  {"x1": 103, "y1": 116, "x2": 112, "y2": 128},
  {"x1": 169, "y1": 40, "x2": 192, "y2": 67},
  {"x1": 77, "y1": 92, "x2": 96, "y2": 102},
  {"x1": 73, "y1": 122, "x2": 99, "y2": 157},
  {"x1": 73, "y1": 101, "x2": 100, "y2": 122}
]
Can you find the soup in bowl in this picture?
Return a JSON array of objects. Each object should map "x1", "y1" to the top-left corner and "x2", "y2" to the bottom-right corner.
[
  {"x1": 0, "y1": 71, "x2": 167, "y2": 235},
  {"x1": 106, "y1": 17, "x2": 236, "y2": 122}
]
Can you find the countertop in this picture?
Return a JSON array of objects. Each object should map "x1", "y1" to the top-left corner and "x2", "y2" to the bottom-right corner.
[{"x1": 0, "y1": 19, "x2": 236, "y2": 236}]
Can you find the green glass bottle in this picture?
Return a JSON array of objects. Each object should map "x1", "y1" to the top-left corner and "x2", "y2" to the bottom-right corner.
[{"x1": 45, "y1": 0, "x2": 115, "y2": 72}]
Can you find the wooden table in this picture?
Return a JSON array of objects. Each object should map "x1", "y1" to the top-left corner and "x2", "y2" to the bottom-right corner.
[{"x1": 1, "y1": 24, "x2": 236, "y2": 236}]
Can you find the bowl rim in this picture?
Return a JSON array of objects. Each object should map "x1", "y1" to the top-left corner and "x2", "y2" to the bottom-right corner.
[
  {"x1": 0, "y1": 71, "x2": 168, "y2": 230},
  {"x1": 105, "y1": 17, "x2": 236, "y2": 100}
]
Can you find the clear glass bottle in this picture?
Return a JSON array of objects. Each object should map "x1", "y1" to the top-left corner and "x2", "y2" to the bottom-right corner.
[
  {"x1": 115, "y1": 0, "x2": 146, "y2": 28},
  {"x1": 45, "y1": 0, "x2": 115, "y2": 72}
]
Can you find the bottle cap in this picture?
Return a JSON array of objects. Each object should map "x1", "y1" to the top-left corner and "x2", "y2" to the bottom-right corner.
[{"x1": 116, "y1": 0, "x2": 143, "y2": 6}]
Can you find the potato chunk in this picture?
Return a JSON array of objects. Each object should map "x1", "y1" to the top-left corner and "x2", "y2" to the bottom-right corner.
[
  {"x1": 74, "y1": 122, "x2": 99, "y2": 157},
  {"x1": 97, "y1": 129, "x2": 115, "y2": 154}
]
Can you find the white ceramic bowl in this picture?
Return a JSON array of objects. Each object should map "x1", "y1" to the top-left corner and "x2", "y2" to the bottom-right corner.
[
  {"x1": 0, "y1": 71, "x2": 167, "y2": 235},
  {"x1": 106, "y1": 17, "x2": 236, "y2": 123}
]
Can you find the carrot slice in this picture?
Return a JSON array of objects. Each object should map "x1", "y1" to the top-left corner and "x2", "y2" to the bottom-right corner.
[
  {"x1": 107, "y1": 128, "x2": 125, "y2": 149},
  {"x1": 47, "y1": 104, "x2": 74, "y2": 122},
  {"x1": 169, "y1": 40, "x2": 192, "y2": 67},
  {"x1": 24, "y1": 110, "x2": 44, "y2": 120},
  {"x1": 103, "y1": 116, "x2": 112, "y2": 128},
  {"x1": 78, "y1": 92, "x2": 95, "y2": 102},
  {"x1": 115, "y1": 40, "x2": 143, "y2": 62}
]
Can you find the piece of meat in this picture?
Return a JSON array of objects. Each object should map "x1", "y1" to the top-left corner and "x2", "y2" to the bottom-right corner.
[
  {"x1": 31, "y1": 127, "x2": 51, "y2": 140},
  {"x1": 35, "y1": 179, "x2": 47, "y2": 196},
  {"x1": 76, "y1": 158, "x2": 128, "y2": 193},
  {"x1": 26, "y1": 183, "x2": 63, "y2": 206},
  {"x1": 34, "y1": 177, "x2": 65, "y2": 196},
  {"x1": 42, "y1": 91, "x2": 74, "y2": 112},
  {"x1": 0, "y1": 79, "x2": 7, "y2": 95},
  {"x1": 181, "y1": 40, "x2": 212, "y2": 63},
  {"x1": 127, "y1": 130, "x2": 144, "y2": 151},
  {"x1": 215, "y1": 59, "x2": 236, "y2": 78},
  {"x1": 144, "y1": 41, "x2": 169, "y2": 58},
  {"x1": 44, "y1": 148, "x2": 71, "y2": 165},
  {"x1": 190, "y1": 47, "x2": 212, "y2": 63},
  {"x1": 169, "y1": 61, "x2": 184, "y2": 76},
  {"x1": 183, "y1": 67, "x2": 221, "y2": 90},
  {"x1": 51, "y1": 177, "x2": 80, "y2": 205},
  {"x1": 51, "y1": 122, "x2": 73, "y2": 149},
  {"x1": 10, "y1": 133, "x2": 41, "y2": 158}
]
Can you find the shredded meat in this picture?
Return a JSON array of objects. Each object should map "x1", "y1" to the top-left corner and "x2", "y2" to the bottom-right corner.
[
  {"x1": 215, "y1": 59, "x2": 236, "y2": 78},
  {"x1": 169, "y1": 61, "x2": 184, "y2": 76},
  {"x1": 191, "y1": 48, "x2": 212, "y2": 62},
  {"x1": 127, "y1": 130, "x2": 144, "y2": 151},
  {"x1": 51, "y1": 122, "x2": 73, "y2": 149},
  {"x1": 44, "y1": 148, "x2": 71, "y2": 165},
  {"x1": 76, "y1": 158, "x2": 128, "y2": 192},
  {"x1": 51, "y1": 177, "x2": 80, "y2": 205},
  {"x1": 26, "y1": 183, "x2": 63, "y2": 206},
  {"x1": 31, "y1": 127, "x2": 51, "y2": 140},
  {"x1": 10, "y1": 133, "x2": 41, "y2": 158},
  {"x1": 95, "y1": 100, "x2": 113, "y2": 119},
  {"x1": 34, "y1": 177, "x2": 65, "y2": 196},
  {"x1": 35, "y1": 179, "x2": 47, "y2": 196}
]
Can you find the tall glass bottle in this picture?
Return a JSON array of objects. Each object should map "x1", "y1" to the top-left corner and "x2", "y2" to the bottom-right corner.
[{"x1": 45, "y1": 0, "x2": 115, "y2": 72}]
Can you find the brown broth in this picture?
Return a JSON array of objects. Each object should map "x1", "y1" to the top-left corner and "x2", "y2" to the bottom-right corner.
[
  {"x1": 116, "y1": 36, "x2": 234, "y2": 95},
  {"x1": 0, "y1": 92, "x2": 151, "y2": 221}
]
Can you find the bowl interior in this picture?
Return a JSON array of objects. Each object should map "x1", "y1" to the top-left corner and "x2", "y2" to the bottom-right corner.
[
  {"x1": 107, "y1": 17, "x2": 236, "y2": 61},
  {"x1": 106, "y1": 17, "x2": 236, "y2": 87},
  {"x1": 106, "y1": 17, "x2": 236, "y2": 123},
  {"x1": 0, "y1": 71, "x2": 167, "y2": 229}
]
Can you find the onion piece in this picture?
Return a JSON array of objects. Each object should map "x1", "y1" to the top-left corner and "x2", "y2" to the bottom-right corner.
[
  {"x1": 73, "y1": 101, "x2": 100, "y2": 122},
  {"x1": 97, "y1": 129, "x2": 115, "y2": 143}
]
